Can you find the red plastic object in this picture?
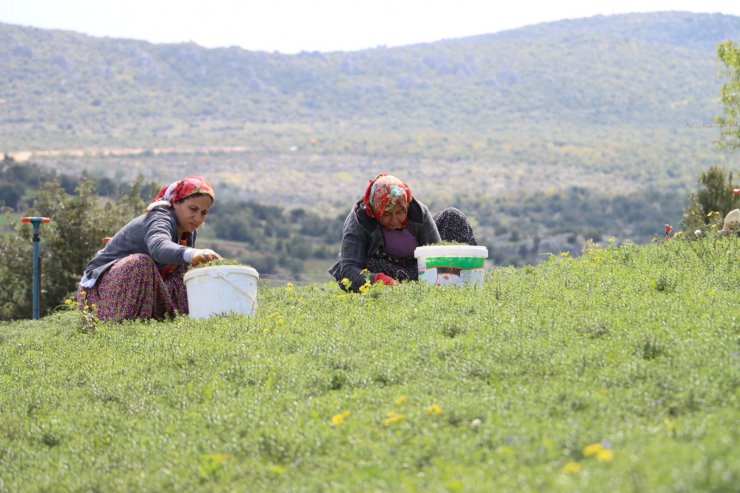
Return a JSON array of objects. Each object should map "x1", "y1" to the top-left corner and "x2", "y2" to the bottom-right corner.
[{"x1": 21, "y1": 217, "x2": 51, "y2": 223}]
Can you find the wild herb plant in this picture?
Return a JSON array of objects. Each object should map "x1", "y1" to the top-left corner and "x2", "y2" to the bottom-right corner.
[
  {"x1": 63, "y1": 292, "x2": 100, "y2": 335},
  {"x1": 189, "y1": 258, "x2": 245, "y2": 270},
  {"x1": 0, "y1": 237, "x2": 737, "y2": 492}
]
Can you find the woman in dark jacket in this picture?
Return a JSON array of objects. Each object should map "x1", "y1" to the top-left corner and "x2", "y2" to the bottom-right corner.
[
  {"x1": 329, "y1": 173, "x2": 476, "y2": 291},
  {"x1": 77, "y1": 176, "x2": 222, "y2": 321}
]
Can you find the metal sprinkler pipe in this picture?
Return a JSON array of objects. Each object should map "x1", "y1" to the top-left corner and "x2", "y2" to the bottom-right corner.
[{"x1": 20, "y1": 216, "x2": 51, "y2": 320}]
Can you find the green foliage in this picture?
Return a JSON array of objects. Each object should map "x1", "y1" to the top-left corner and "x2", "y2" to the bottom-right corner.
[
  {"x1": 431, "y1": 241, "x2": 468, "y2": 246},
  {"x1": 0, "y1": 237, "x2": 737, "y2": 491},
  {"x1": 457, "y1": 186, "x2": 690, "y2": 265},
  {"x1": 0, "y1": 154, "x2": 156, "y2": 209},
  {"x1": 0, "y1": 220, "x2": 34, "y2": 319},
  {"x1": 189, "y1": 258, "x2": 245, "y2": 269},
  {"x1": 716, "y1": 40, "x2": 740, "y2": 150},
  {"x1": 33, "y1": 177, "x2": 146, "y2": 308},
  {"x1": 73, "y1": 291, "x2": 100, "y2": 334},
  {"x1": 0, "y1": 155, "x2": 56, "y2": 210},
  {"x1": 198, "y1": 201, "x2": 344, "y2": 276},
  {"x1": 682, "y1": 166, "x2": 737, "y2": 231},
  {"x1": 0, "y1": 175, "x2": 149, "y2": 320}
]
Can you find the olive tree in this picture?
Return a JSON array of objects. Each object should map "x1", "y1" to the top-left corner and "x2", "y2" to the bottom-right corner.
[
  {"x1": 716, "y1": 40, "x2": 740, "y2": 151},
  {"x1": 0, "y1": 175, "x2": 151, "y2": 320},
  {"x1": 682, "y1": 166, "x2": 736, "y2": 231}
]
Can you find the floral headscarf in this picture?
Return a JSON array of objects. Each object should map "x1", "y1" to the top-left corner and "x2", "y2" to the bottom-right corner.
[
  {"x1": 362, "y1": 173, "x2": 413, "y2": 222},
  {"x1": 147, "y1": 176, "x2": 215, "y2": 211}
]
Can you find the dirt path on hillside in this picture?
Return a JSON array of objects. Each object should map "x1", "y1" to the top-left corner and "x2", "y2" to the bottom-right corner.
[{"x1": 8, "y1": 146, "x2": 250, "y2": 162}]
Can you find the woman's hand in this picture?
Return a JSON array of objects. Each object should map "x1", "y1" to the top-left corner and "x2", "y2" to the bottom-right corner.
[
  {"x1": 191, "y1": 248, "x2": 222, "y2": 265},
  {"x1": 373, "y1": 272, "x2": 399, "y2": 286}
]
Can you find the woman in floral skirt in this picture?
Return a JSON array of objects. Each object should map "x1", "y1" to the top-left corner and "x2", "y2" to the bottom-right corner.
[{"x1": 77, "y1": 176, "x2": 222, "y2": 321}]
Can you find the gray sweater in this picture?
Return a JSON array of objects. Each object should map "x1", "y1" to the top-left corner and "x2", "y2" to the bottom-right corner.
[
  {"x1": 80, "y1": 207, "x2": 197, "y2": 287},
  {"x1": 329, "y1": 199, "x2": 440, "y2": 290}
]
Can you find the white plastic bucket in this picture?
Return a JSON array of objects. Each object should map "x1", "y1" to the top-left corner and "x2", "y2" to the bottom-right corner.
[
  {"x1": 183, "y1": 265, "x2": 259, "y2": 319},
  {"x1": 414, "y1": 245, "x2": 489, "y2": 287}
]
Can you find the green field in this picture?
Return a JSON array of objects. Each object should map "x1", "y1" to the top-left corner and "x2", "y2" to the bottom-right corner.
[{"x1": 0, "y1": 235, "x2": 738, "y2": 492}]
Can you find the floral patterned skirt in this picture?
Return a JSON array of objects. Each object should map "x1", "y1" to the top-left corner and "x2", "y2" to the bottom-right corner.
[
  {"x1": 366, "y1": 207, "x2": 477, "y2": 282},
  {"x1": 77, "y1": 254, "x2": 188, "y2": 322}
]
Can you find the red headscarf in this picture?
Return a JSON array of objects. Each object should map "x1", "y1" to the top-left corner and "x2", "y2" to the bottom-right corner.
[
  {"x1": 362, "y1": 173, "x2": 412, "y2": 222},
  {"x1": 148, "y1": 176, "x2": 215, "y2": 211}
]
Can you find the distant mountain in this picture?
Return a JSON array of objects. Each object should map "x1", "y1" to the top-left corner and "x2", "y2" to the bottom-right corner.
[
  {"x1": 0, "y1": 13, "x2": 734, "y2": 133},
  {"x1": 2, "y1": 12, "x2": 739, "y2": 141},
  {"x1": 1, "y1": 12, "x2": 738, "y2": 206}
]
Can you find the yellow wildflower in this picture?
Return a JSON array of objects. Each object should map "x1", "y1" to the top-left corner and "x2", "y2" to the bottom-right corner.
[
  {"x1": 394, "y1": 395, "x2": 407, "y2": 406},
  {"x1": 285, "y1": 282, "x2": 294, "y2": 292},
  {"x1": 382, "y1": 410, "x2": 405, "y2": 426},
  {"x1": 331, "y1": 409, "x2": 351, "y2": 426},
  {"x1": 560, "y1": 251, "x2": 570, "y2": 258},
  {"x1": 340, "y1": 278, "x2": 352, "y2": 289},
  {"x1": 64, "y1": 299, "x2": 72, "y2": 305},
  {"x1": 583, "y1": 442, "x2": 603, "y2": 457},
  {"x1": 562, "y1": 462, "x2": 581, "y2": 474},
  {"x1": 426, "y1": 404, "x2": 443, "y2": 415},
  {"x1": 596, "y1": 449, "x2": 614, "y2": 462},
  {"x1": 358, "y1": 282, "x2": 371, "y2": 294}
]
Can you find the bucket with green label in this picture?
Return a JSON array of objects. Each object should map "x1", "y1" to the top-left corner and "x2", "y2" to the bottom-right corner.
[{"x1": 414, "y1": 245, "x2": 488, "y2": 287}]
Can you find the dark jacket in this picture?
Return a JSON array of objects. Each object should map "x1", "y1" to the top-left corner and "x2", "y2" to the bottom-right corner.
[
  {"x1": 79, "y1": 207, "x2": 196, "y2": 287},
  {"x1": 329, "y1": 198, "x2": 441, "y2": 290}
]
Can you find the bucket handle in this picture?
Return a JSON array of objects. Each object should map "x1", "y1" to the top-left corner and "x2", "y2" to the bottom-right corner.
[{"x1": 215, "y1": 271, "x2": 258, "y2": 312}]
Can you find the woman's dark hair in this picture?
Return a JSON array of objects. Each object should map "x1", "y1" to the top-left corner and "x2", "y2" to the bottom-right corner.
[{"x1": 175, "y1": 192, "x2": 213, "y2": 204}]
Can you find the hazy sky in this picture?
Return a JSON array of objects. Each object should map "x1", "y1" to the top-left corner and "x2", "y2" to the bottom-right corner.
[{"x1": 1, "y1": 0, "x2": 739, "y2": 53}]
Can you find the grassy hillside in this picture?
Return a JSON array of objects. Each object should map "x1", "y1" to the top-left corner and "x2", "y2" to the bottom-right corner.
[
  {"x1": 0, "y1": 235, "x2": 737, "y2": 491},
  {"x1": 1, "y1": 13, "x2": 739, "y2": 201},
  {"x1": 3, "y1": 12, "x2": 739, "y2": 144}
]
